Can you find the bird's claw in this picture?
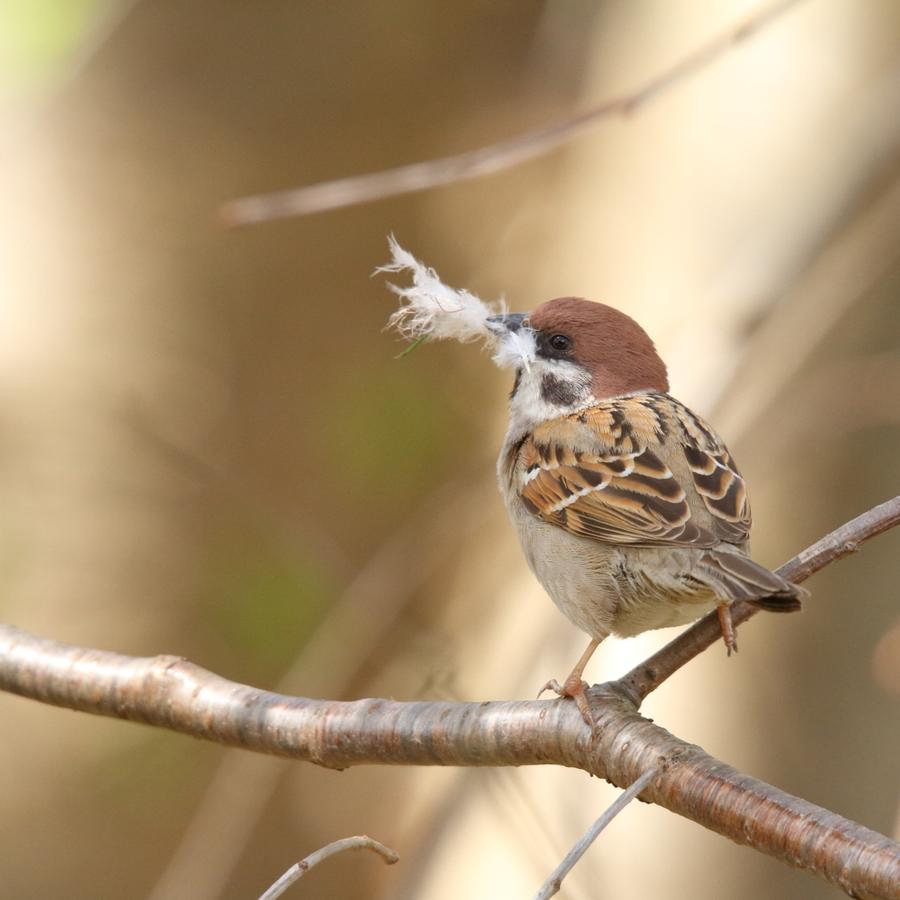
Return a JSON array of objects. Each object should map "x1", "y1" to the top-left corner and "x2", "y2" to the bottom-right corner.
[
  {"x1": 536, "y1": 678, "x2": 563, "y2": 698},
  {"x1": 538, "y1": 676, "x2": 599, "y2": 736}
]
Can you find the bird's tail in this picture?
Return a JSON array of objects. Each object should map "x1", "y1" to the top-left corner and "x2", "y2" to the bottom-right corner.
[{"x1": 702, "y1": 550, "x2": 805, "y2": 612}]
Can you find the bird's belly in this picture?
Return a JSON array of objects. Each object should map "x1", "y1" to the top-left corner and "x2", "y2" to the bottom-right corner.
[
  {"x1": 516, "y1": 515, "x2": 620, "y2": 639},
  {"x1": 510, "y1": 503, "x2": 717, "y2": 639}
]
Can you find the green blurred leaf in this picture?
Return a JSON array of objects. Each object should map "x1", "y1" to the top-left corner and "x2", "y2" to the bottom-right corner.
[
  {"x1": 202, "y1": 539, "x2": 334, "y2": 678},
  {"x1": 318, "y1": 366, "x2": 450, "y2": 507},
  {"x1": 0, "y1": 0, "x2": 115, "y2": 95}
]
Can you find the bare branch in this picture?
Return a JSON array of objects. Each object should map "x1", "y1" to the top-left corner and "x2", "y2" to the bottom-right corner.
[
  {"x1": 1, "y1": 648, "x2": 899, "y2": 895},
  {"x1": 533, "y1": 765, "x2": 661, "y2": 900},
  {"x1": 1, "y1": 498, "x2": 899, "y2": 898},
  {"x1": 219, "y1": 0, "x2": 808, "y2": 226},
  {"x1": 619, "y1": 494, "x2": 900, "y2": 703},
  {"x1": 259, "y1": 835, "x2": 398, "y2": 900}
]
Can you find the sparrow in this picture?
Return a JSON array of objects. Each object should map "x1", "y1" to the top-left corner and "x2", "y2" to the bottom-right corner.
[{"x1": 487, "y1": 297, "x2": 803, "y2": 725}]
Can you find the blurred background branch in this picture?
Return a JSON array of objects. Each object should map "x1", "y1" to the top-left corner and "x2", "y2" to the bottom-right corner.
[{"x1": 219, "y1": 0, "x2": 807, "y2": 226}]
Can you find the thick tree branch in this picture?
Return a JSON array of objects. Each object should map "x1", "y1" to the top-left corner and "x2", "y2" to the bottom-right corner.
[
  {"x1": 619, "y1": 495, "x2": 900, "y2": 702},
  {"x1": 1, "y1": 636, "x2": 899, "y2": 896},
  {"x1": 1, "y1": 496, "x2": 899, "y2": 898},
  {"x1": 219, "y1": 0, "x2": 808, "y2": 226}
]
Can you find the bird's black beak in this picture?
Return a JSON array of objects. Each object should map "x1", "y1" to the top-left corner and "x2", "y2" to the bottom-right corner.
[{"x1": 485, "y1": 312, "x2": 528, "y2": 335}]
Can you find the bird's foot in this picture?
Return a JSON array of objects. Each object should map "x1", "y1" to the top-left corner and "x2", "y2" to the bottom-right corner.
[
  {"x1": 717, "y1": 603, "x2": 738, "y2": 656},
  {"x1": 538, "y1": 675, "x2": 598, "y2": 735}
]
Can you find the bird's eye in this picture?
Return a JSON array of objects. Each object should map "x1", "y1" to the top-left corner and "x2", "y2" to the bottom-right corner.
[{"x1": 549, "y1": 334, "x2": 571, "y2": 352}]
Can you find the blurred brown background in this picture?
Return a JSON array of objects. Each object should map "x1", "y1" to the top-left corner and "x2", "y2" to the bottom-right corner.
[{"x1": 1, "y1": 1, "x2": 899, "y2": 898}]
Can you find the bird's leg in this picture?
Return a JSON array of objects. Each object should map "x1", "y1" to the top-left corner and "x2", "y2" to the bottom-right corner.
[
  {"x1": 538, "y1": 637, "x2": 602, "y2": 730},
  {"x1": 717, "y1": 603, "x2": 738, "y2": 656}
]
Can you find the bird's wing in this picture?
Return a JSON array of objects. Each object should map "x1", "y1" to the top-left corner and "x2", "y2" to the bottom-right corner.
[
  {"x1": 515, "y1": 395, "x2": 750, "y2": 548},
  {"x1": 670, "y1": 399, "x2": 752, "y2": 544}
]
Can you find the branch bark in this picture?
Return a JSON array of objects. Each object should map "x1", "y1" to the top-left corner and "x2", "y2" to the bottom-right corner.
[
  {"x1": 1, "y1": 635, "x2": 898, "y2": 897},
  {"x1": 1, "y1": 495, "x2": 899, "y2": 899}
]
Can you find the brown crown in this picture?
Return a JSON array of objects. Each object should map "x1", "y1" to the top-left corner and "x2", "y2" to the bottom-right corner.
[{"x1": 528, "y1": 297, "x2": 669, "y2": 400}]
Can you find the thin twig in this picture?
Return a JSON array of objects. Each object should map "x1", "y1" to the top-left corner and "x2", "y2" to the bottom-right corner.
[
  {"x1": 618, "y1": 494, "x2": 900, "y2": 703},
  {"x1": 258, "y1": 835, "x2": 398, "y2": 900},
  {"x1": 219, "y1": 0, "x2": 808, "y2": 226},
  {"x1": 533, "y1": 765, "x2": 661, "y2": 900}
]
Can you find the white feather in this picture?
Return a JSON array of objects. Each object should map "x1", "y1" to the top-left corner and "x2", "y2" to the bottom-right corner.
[
  {"x1": 491, "y1": 327, "x2": 536, "y2": 373},
  {"x1": 378, "y1": 236, "x2": 505, "y2": 346}
]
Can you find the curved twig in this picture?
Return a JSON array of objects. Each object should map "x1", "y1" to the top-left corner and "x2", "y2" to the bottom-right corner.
[
  {"x1": 259, "y1": 835, "x2": 398, "y2": 900},
  {"x1": 219, "y1": 0, "x2": 808, "y2": 226}
]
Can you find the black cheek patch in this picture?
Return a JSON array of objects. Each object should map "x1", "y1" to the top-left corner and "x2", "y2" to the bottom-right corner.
[{"x1": 540, "y1": 374, "x2": 582, "y2": 406}]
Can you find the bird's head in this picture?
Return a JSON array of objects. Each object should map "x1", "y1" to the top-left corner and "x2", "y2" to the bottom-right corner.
[{"x1": 486, "y1": 297, "x2": 669, "y2": 431}]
